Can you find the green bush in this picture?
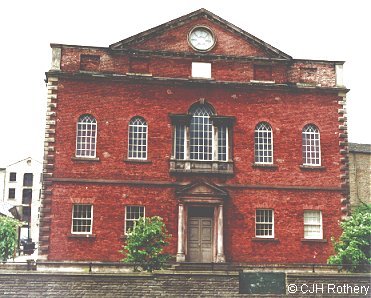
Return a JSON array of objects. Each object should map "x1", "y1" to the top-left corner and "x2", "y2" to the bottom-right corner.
[
  {"x1": 120, "y1": 216, "x2": 171, "y2": 272},
  {"x1": 328, "y1": 204, "x2": 371, "y2": 272},
  {"x1": 0, "y1": 216, "x2": 21, "y2": 262}
]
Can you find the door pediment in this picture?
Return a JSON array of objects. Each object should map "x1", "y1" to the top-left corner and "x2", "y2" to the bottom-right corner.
[{"x1": 176, "y1": 181, "x2": 228, "y2": 203}]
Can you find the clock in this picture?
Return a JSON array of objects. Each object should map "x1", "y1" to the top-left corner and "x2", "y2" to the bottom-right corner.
[{"x1": 188, "y1": 26, "x2": 216, "y2": 52}]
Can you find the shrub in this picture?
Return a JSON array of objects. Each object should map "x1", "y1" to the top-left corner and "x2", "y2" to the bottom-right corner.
[
  {"x1": 0, "y1": 216, "x2": 21, "y2": 262},
  {"x1": 328, "y1": 204, "x2": 371, "y2": 272},
  {"x1": 120, "y1": 216, "x2": 171, "y2": 272}
]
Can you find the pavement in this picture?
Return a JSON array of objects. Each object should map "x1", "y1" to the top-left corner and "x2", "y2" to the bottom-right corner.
[{"x1": 7, "y1": 250, "x2": 38, "y2": 263}]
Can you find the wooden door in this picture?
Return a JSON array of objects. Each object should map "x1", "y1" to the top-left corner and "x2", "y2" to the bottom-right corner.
[{"x1": 188, "y1": 217, "x2": 213, "y2": 262}]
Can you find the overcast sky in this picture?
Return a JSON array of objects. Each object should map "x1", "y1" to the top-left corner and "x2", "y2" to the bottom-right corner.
[{"x1": 0, "y1": 0, "x2": 369, "y2": 166}]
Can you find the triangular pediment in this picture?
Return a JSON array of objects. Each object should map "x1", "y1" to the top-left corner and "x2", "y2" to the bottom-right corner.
[
  {"x1": 176, "y1": 181, "x2": 228, "y2": 198},
  {"x1": 110, "y1": 8, "x2": 291, "y2": 59}
]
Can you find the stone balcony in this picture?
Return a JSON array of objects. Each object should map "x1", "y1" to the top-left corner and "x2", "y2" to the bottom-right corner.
[{"x1": 169, "y1": 159, "x2": 234, "y2": 175}]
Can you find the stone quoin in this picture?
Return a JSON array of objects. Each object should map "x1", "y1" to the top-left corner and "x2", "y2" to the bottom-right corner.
[{"x1": 39, "y1": 8, "x2": 349, "y2": 263}]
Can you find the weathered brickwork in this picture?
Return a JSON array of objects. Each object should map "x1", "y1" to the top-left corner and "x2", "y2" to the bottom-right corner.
[{"x1": 40, "y1": 9, "x2": 349, "y2": 263}]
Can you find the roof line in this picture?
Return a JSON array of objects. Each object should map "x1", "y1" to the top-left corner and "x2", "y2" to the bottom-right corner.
[
  {"x1": 50, "y1": 43, "x2": 108, "y2": 50},
  {"x1": 109, "y1": 8, "x2": 292, "y2": 60},
  {"x1": 6, "y1": 157, "x2": 42, "y2": 167}
]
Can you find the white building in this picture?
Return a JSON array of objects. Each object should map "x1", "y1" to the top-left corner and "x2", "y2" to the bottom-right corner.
[{"x1": 0, "y1": 157, "x2": 42, "y2": 249}]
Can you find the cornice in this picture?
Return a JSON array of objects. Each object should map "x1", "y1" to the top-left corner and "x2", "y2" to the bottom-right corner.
[
  {"x1": 49, "y1": 177, "x2": 343, "y2": 192},
  {"x1": 45, "y1": 71, "x2": 349, "y2": 94}
]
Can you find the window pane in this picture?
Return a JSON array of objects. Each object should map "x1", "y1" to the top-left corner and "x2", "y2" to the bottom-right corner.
[
  {"x1": 175, "y1": 124, "x2": 185, "y2": 159},
  {"x1": 23, "y1": 173, "x2": 33, "y2": 187},
  {"x1": 254, "y1": 122, "x2": 273, "y2": 164},
  {"x1": 76, "y1": 115, "x2": 97, "y2": 158},
  {"x1": 255, "y1": 209, "x2": 273, "y2": 237},
  {"x1": 125, "y1": 206, "x2": 145, "y2": 234},
  {"x1": 190, "y1": 105, "x2": 213, "y2": 161},
  {"x1": 9, "y1": 172, "x2": 16, "y2": 182},
  {"x1": 302, "y1": 125, "x2": 320, "y2": 166},
  {"x1": 218, "y1": 126, "x2": 227, "y2": 161},
  {"x1": 128, "y1": 117, "x2": 148, "y2": 160},
  {"x1": 72, "y1": 204, "x2": 93, "y2": 234},
  {"x1": 304, "y1": 210, "x2": 322, "y2": 239},
  {"x1": 8, "y1": 188, "x2": 15, "y2": 199},
  {"x1": 22, "y1": 189, "x2": 33, "y2": 205}
]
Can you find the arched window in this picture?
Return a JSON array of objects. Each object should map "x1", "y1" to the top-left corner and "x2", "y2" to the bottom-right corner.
[
  {"x1": 189, "y1": 104, "x2": 214, "y2": 161},
  {"x1": 128, "y1": 117, "x2": 148, "y2": 160},
  {"x1": 171, "y1": 101, "x2": 234, "y2": 174},
  {"x1": 76, "y1": 114, "x2": 97, "y2": 158},
  {"x1": 254, "y1": 122, "x2": 273, "y2": 164},
  {"x1": 302, "y1": 124, "x2": 321, "y2": 166}
]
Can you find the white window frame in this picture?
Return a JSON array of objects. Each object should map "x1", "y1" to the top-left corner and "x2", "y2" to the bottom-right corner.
[
  {"x1": 125, "y1": 206, "x2": 145, "y2": 235},
  {"x1": 128, "y1": 117, "x2": 148, "y2": 160},
  {"x1": 191, "y1": 62, "x2": 211, "y2": 79},
  {"x1": 302, "y1": 124, "x2": 321, "y2": 166},
  {"x1": 174, "y1": 124, "x2": 186, "y2": 160},
  {"x1": 255, "y1": 209, "x2": 274, "y2": 238},
  {"x1": 217, "y1": 126, "x2": 228, "y2": 161},
  {"x1": 254, "y1": 122, "x2": 273, "y2": 164},
  {"x1": 71, "y1": 204, "x2": 93, "y2": 234},
  {"x1": 190, "y1": 105, "x2": 214, "y2": 161},
  {"x1": 173, "y1": 104, "x2": 231, "y2": 163},
  {"x1": 304, "y1": 210, "x2": 323, "y2": 239},
  {"x1": 76, "y1": 114, "x2": 97, "y2": 158}
]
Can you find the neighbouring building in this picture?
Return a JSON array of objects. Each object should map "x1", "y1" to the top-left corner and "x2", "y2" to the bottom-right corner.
[
  {"x1": 0, "y1": 201, "x2": 15, "y2": 218},
  {"x1": 39, "y1": 9, "x2": 350, "y2": 264},
  {"x1": 349, "y1": 143, "x2": 371, "y2": 209},
  {"x1": 1, "y1": 157, "x2": 42, "y2": 247}
]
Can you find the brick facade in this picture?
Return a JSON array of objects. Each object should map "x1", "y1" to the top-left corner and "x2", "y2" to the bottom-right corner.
[{"x1": 39, "y1": 9, "x2": 349, "y2": 263}]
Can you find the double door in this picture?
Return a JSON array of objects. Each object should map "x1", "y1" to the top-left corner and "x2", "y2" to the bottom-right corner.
[{"x1": 188, "y1": 217, "x2": 213, "y2": 263}]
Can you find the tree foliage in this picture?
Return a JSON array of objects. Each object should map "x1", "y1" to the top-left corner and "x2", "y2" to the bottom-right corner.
[
  {"x1": 120, "y1": 216, "x2": 171, "y2": 272},
  {"x1": 0, "y1": 216, "x2": 21, "y2": 262},
  {"x1": 328, "y1": 204, "x2": 371, "y2": 272}
]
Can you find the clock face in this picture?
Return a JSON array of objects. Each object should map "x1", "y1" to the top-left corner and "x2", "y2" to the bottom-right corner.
[{"x1": 189, "y1": 27, "x2": 215, "y2": 51}]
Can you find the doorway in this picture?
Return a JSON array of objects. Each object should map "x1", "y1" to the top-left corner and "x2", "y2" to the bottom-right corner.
[{"x1": 187, "y1": 207, "x2": 214, "y2": 263}]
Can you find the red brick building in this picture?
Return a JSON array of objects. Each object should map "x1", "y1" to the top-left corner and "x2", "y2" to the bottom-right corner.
[{"x1": 39, "y1": 9, "x2": 350, "y2": 264}]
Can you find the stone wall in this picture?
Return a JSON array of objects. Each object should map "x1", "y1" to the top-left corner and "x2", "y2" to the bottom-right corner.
[
  {"x1": 349, "y1": 143, "x2": 371, "y2": 209},
  {"x1": 0, "y1": 271, "x2": 369, "y2": 297}
]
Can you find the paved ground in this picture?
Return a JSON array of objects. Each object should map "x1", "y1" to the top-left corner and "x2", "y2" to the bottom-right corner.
[{"x1": 7, "y1": 250, "x2": 38, "y2": 263}]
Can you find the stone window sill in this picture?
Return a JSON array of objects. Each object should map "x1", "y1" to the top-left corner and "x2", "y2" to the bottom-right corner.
[
  {"x1": 189, "y1": 77, "x2": 215, "y2": 81},
  {"x1": 252, "y1": 237, "x2": 279, "y2": 242},
  {"x1": 71, "y1": 157, "x2": 100, "y2": 162},
  {"x1": 124, "y1": 159, "x2": 152, "y2": 164},
  {"x1": 301, "y1": 238, "x2": 327, "y2": 243},
  {"x1": 252, "y1": 163, "x2": 278, "y2": 169},
  {"x1": 68, "y1": 234, "x2": 96, "y2": 239},
  {"x1": 126, "y1": 72, "x2": 153, "y2": 77},
  {"x1": 299, "y1": 165, "x2": 326, "y2": 171},
  {"x1": 250, "y1": 80, "x2": 275, "y2": 84}
]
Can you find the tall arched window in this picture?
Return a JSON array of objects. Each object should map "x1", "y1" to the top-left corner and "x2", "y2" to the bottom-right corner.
[
  {"x1": 189, "y1": 104, "x2": 214, "y2": 161},
  {"x1": 76, "y1": 114, "x2": 97, "y2": 158},
  {"x1": 302, "y1": 124, "x2": 321, "y2": 166},
  {"x1": 171, "y1": 101, "x2": 234, "y2": 174},
  {"x1": 254, "y1": 122, "x2": 273, "y2": 164},
  {"x1": 128, "y1": 117, "x2": 148, "y2": 160}
]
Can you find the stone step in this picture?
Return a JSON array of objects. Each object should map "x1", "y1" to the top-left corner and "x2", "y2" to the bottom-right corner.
[{"x1": 173, "y1": 262, "x2": 237, "y2": 271}]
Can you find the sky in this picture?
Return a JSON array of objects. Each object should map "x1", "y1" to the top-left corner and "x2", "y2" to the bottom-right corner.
[{"x1": 0, "y1": 0, "x2": 370, "y2": 167}]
